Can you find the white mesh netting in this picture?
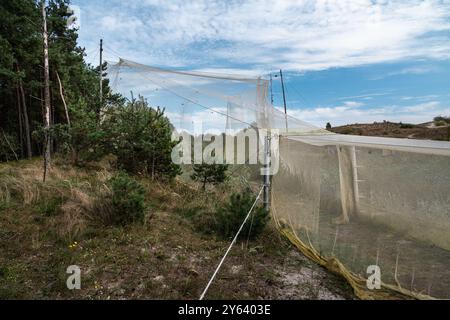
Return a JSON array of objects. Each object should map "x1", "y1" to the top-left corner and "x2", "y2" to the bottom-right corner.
[{"x1": 108, "y1": 59, "x2": 450, "y2": 299}]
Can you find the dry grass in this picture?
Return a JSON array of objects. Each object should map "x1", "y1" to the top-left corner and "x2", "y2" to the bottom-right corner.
[
  {"x1": 52, "y1": 188, "x2": 94, "y2": 241},
  {"x1": 0, "y1": 158, "x2": 355, "y2": 300},
  {"x1": 0, "y1": 174, "x2": 41, "y2": 205},
  {"x1": 0, "y1": 160, "x2": 85, "y2": 206},
  {"x1": 0, "y1": 159, "x2": 112, "y2": 242}
]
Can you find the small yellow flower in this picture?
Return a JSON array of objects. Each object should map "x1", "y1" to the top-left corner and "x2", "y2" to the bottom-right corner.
[{"x1": 68, "y1": 241, "x2": 79, "y2": 249}]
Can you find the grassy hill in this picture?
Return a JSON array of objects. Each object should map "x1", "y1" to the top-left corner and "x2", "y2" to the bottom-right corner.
[
  {"x1": 0, "y1": 158, "x2": 354, "y2": 300},
  {"x1": 330, "y1": 121, "x2": 450, "y2": 141}
]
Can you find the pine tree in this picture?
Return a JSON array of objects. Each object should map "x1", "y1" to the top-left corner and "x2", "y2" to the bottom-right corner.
[
  {"x1": 191, "y1": 163, "x2": 229, "y2": 190},
  {"x1": 101, "y1": 97, "x2": 181, "y2": 179},
  {"x1": 0, "y1": 0, "x2": 119, "y2": 161}
]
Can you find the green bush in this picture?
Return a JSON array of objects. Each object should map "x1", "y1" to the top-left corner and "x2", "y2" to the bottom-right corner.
[
  {"x1": 102, "y1": 98, "x2": 181, "y2": 178},
  {"x1": 102, "y1": 172, "x2": 146, "y2": 226},
  {"x1": 341, "y1": 128, "x2": 354, "y2": 135},
  {"x1": 214, "y1": 189, "x2": 268, "y2": 240},
  {"x1": 191, "y1": 164, "x2": 229, "y2": 190},
  {"x1": 399, "y1": 123, "x2": 415, "y2": 129},
  {"x1": 31, "y1": 99, "x2": 106, "y2": 165},
  {"x1": 434, "y1": 116, "x2": 450, "y2": 125},
  {"x1": 37, "y1": 196, "x2": 65, "y2": 217},
  {"x1": 67, "y1": 99, "x2": 107, "y2": 164}
]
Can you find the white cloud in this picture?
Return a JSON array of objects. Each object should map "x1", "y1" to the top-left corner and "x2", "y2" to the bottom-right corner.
[
  {"x1": 337, "y1": 92, "x2": 392, "y2": 101},
  {"x1": 343, "y1": 101, "x2": 364, "y2": 108},
  {"x1": 76, "y1": 0, "x2": 450, "y2": 71},
  {"x1": 192, "y1": 68, "x2": 265, "y2": 78},
  {"x1": 402, "y1": 101, "x2": 440, "y2": 112},
  {"x1": 72, "y1": 0, "x2": 450, "y2": 129},
  {"x1": 162, "y1": 99, "x2": 449, "y2": 132},
  {"x1": 401, "y1": 94, "x2": 441, "y2": 101},
  {"x1": 286, "y1": 101, "x2": 450, "y2": 126},
  {"x1": 369, "y1": 65, "x2": 439, "y2": 80}
]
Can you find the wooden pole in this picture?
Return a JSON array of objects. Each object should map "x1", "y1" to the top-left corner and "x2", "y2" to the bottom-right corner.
[{"x1": 42, "y1": 0, "x2": 51, "y2": 182}]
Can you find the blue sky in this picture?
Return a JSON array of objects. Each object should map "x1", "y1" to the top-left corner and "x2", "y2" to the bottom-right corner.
[{"x1": 71, "y1": 0, "x2": 450, "y2": 127}]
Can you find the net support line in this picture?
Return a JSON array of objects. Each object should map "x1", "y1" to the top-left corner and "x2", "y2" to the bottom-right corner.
[
  {"x1": 129, "y1": 68, "x2": 260, "y2": 131},
  {"x1": 199, "y1": 185, "x2": 265, "y2": 301}
]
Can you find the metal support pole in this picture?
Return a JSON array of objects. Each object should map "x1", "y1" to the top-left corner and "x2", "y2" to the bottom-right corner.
[
  {"x1": 280, "y1": 70, "x2": 288, "y2": 132},
  {"x1": 263, "y1": 133, "x2": 271, "y2": 213},
  {"x1": 280, "y1": 70, "x2": 287, "y2": 116},
  {"x1": 350, "y1": 146, "x2": 360, "y2": 214},
  {"x1": 269, "y1": 74, "x2": 274, "y2": 105},
  {"x1": 99, "y1": 39, "x2": 103, "y2": 106}
]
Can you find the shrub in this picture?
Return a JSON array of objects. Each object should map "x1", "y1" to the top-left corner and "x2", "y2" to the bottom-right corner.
[
  {"x1": 38, "y1": 196, "x2": 65, "y2": 216},
  {"x1": 341, "y1": 128, "x2": 354, "y2": 135},
  {"x1": 102, "y1": 98, "x2": 181, "y2": 178},
  {"x1": 67, "y1": 99, "x2": 107, "y2": 164},
  {"x1": 399, "y1": 123, "x2": 415, "y2": 129},
  {"x1": 191, "y1": 164, "x2": 229, "y2": 190},
  {"x1": 434, "y1": 116, "x2": 450, "y2": 125},
  {"x1": 100, "y1": 172, "x2": 146, "y2": 226},
  {"x1": 31, "y1": 99, "x2": 106, "y2": 165},
  {"x1": 214, "y1": 189, "x2": 268, "y2": 240}
]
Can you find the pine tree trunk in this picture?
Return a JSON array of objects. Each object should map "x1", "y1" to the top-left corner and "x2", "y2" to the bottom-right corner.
[
  {"x1": 18, "y1": 77, "x2": 32, "y2": 159},
  {"x1": 56, "y1": 71, "x2": 70, "y2": 127},
  {"x1": 152, "y1": 156, "x2": 156, "y2": 180},
  {"x1": 50, "y1": 87, "x2": 54, "y2": 155},
  {"x1": 42, "y1": 1, "x2": 51, "y2": 182},
  {"x1": 16, "y1": 84, "x2": 24, "y2": 158},
  {"x1": 1, "y1": 128, "x2": 19, "y2": 161}
]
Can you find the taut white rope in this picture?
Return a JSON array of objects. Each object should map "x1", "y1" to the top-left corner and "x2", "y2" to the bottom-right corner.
[{"x1": 199, "y1": 186, "x2": 265, "y2": 300}]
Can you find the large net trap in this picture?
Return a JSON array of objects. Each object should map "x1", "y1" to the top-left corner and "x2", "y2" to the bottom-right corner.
[{"x1": 108, "y1": 59, "x2": 450, "y2": 299}]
